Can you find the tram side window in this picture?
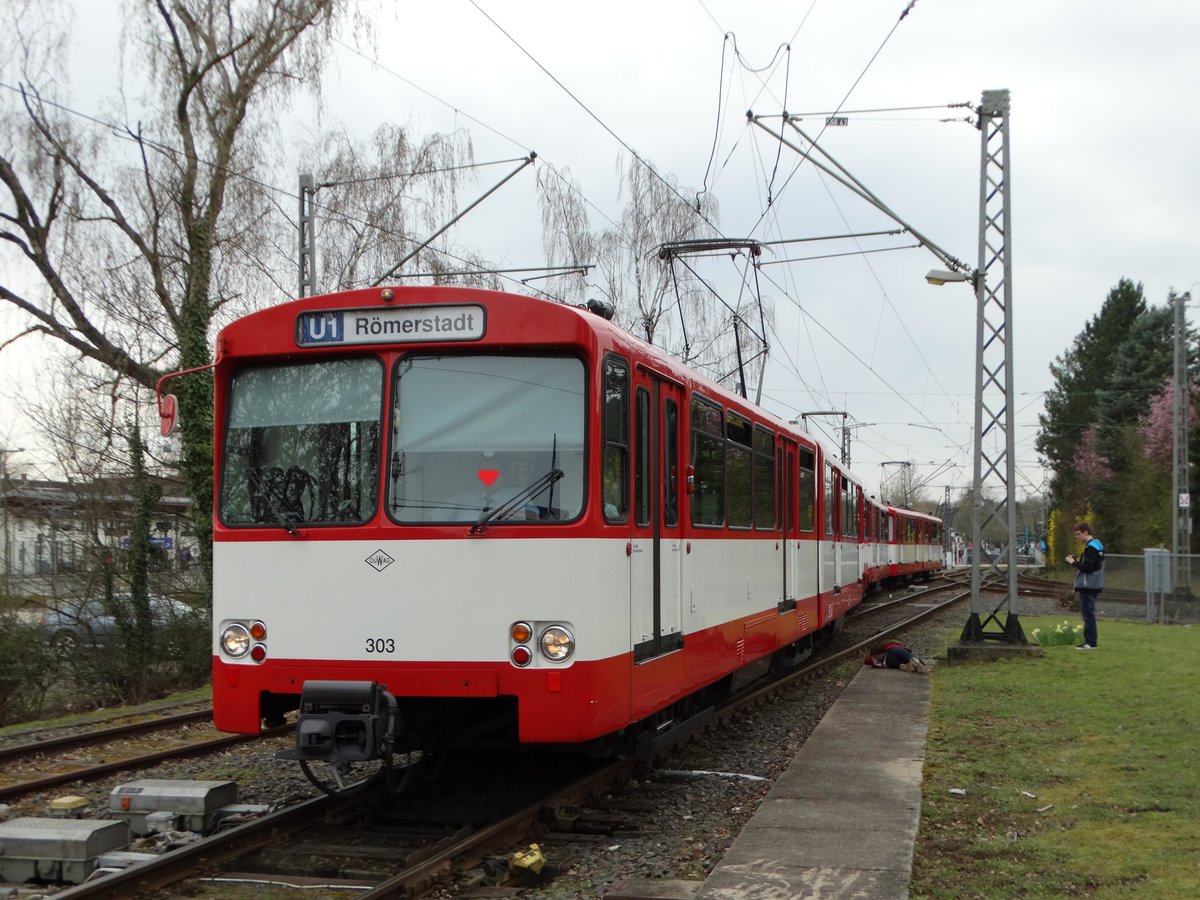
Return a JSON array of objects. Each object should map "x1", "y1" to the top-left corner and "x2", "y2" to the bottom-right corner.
[
  {"x1": 726, "y1": 412, "x2": 752, "y2": 529},
  {"x1": 690, "y1": 396, "x2": 724, "y2": 526},
  {"x1": 753, "y1": 425, "x2": 775, "y2": 530},
  {"x1": 798, "y1": 447, "x2": 815, "y2": 532},
  {"x1": 603, "y1": 357, "x2": 629, "y2": 523},
  {"x1": 824, "y1": 464, "x2": 835, "y2": 535},
  {"x1": 778, "y1": 448, "x2": 787, "y2": 532},
  {"x1": 664, "y1": 400, "x2": 679, "y2": 527},
  {"x1": 841, "y1": 478, "x2": 855, "y2": 539},
  {"x1": 634, "y1": 387, "x2": 651, "y2": 526}
]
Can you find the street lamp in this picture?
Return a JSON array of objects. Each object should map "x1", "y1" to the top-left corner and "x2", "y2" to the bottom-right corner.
[{"x1": 925, "y1": 268, "x2": 974, "y2": 286}]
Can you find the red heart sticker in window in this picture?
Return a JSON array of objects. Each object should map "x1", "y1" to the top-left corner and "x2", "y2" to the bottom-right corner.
[{"x1": 478, "y1": 469, "x2": 500, "y2": 486}]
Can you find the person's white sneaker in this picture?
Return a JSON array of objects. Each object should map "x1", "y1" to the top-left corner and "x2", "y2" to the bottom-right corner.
[{"x1": 1074, "y1": 643, "x2": 1096, "y2": 650}]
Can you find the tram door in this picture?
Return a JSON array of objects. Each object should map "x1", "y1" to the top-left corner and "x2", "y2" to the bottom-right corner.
[
  {"x1": 630, "y1": 371, "x2": 685, "y2": 708},
  {"x1": 821, "y1": 461, "x2": 838, "y2": 597}
]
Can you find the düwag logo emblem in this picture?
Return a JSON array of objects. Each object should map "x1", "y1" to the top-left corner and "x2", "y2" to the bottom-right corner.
[{"x1": 364, "y1": 549, "x2": 395, "y2": 572}]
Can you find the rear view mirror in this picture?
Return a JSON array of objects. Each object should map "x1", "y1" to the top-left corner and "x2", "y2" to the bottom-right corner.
[{"x1": 159, "y1": 393, "x2": 178, "y2": 437}]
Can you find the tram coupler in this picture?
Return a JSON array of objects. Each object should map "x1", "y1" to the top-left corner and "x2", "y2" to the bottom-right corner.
[{"x1": 276, "y1": 680, "x2": 397, "y2": 765}]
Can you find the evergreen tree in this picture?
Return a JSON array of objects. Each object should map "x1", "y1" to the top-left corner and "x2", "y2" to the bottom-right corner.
[
  {"x1": 1037, "y1": 279, "x2": 1145, "y2": 507},
  {"x1": 1038, "y1": 283, "x2": 1200, "y2": 557},
  {"x1": 1096, "y1": 305, "x2": 1175, "y2": 446}
]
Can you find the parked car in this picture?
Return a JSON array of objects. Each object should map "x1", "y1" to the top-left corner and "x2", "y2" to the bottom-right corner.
[{"x1": 40, "y1": 594, "x2": 198, "y2": 652}]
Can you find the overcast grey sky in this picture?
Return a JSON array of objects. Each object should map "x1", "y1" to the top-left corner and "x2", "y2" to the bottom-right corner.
[{"x1": 3, "y1": 0, "x2": 1198, "y2": 502}]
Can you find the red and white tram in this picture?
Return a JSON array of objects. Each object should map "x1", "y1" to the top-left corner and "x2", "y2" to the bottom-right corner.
[
  {"x1": 885, "y1": 505, "x2": 944, "y2": 581},
  {"x1": 206, "y1": 286, "x2": 942, "y2": 773}
]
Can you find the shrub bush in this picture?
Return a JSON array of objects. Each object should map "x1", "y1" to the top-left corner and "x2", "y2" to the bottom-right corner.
[{"x1": 0, "y1": 612, "x2": 56, "y2": 725}]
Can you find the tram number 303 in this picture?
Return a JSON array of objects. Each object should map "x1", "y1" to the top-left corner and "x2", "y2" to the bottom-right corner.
[{"x1": 365, "y1": 638, "x2": 396, "y2": 653}]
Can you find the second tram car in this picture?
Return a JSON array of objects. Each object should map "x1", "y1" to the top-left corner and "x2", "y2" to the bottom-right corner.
[{"x1": 204, "y1": 286, "x2": 942, "y2": 780}]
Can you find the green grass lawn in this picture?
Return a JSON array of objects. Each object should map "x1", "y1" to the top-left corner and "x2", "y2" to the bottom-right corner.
[{"x1": 912, "y1": 617, "x2": 1200, "y2": 898}]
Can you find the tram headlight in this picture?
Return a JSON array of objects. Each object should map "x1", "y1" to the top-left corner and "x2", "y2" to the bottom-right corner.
[
  {"x1": 221, "y1": 623, "x2": 251, "y2": 658},
  {"x1": 539, "y1": 625, "x2": 575, "y2": 662}
]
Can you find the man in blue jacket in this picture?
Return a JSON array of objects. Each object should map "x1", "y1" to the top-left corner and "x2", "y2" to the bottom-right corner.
[{"x1": 1065, "y1": 522, "x2": 1105, "y2": 650}]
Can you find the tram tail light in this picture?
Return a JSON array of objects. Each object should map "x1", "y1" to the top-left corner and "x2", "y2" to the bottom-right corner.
[
  {"x1": 510, "y1": 621, "x2": 532, "y2": 643},
  {"x1": 511, "y1": 645, "x2": 532, "y2": 667},
  {"x1": 249, "y1": 621, "x2": 267, "y2": 640}
]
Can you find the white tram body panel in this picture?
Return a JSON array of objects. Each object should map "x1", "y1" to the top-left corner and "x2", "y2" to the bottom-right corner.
[{"x1": 214, "y1": 538, "x2": 633, "y2": 664}]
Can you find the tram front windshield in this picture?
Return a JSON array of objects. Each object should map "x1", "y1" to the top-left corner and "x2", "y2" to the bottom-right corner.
[
  {"x1": 220, "y1": 357, "x2": 383, "y2": 527},
  {"x1": 389, "y1": 355, "x2": 585, "y2": 523}
]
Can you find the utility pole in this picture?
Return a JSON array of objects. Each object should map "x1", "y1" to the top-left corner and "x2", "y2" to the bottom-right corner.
[
  {"x1": 298, "y1": 173, "x2": 316, "y2": 298},
  {"x1": 1172, "y1": 290, "x2": 1192, "y2": 609},
  {"x1": 838, "y1": 422, "x2": 875, "y2": 470},
  {"x1": 748, "y1": 91, "x2": 1028, "y2": 650},
  {"x1": 959, "y1": 89, "x2": 1026, "y2": 646}
]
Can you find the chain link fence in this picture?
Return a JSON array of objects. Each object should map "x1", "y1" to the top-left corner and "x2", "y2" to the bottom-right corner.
[{"x1": 1068, "y1": 552, "x2": 1200, "y2": 624}]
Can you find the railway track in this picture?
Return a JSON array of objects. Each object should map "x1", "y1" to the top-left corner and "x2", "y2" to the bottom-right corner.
[
  {"x1": 0, "y1": 708, "x2": 214, "y2": 764},
  {"x1": 0, "y1": 710, "x2": 290, "y2": 803},
  {"x1": 44, "y1": 587, "x2": 968, "y2": 899}
]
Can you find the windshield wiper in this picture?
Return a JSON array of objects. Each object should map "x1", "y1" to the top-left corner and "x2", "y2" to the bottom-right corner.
[
  {"x1": 470, "y1": 468, "x2": 564, "y2": 534},
  {"x1": 260, "y1": 495, "x2": 301, "y2": 536}
]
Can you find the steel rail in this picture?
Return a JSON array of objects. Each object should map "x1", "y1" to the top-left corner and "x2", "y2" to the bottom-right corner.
[
  {"x1": 52, "y1": 791, "x2": 342, "y2": 899},
  {"x1": 0, "y1": 709, "x2": 214, "y2": 764},
  {"x1": 357, "y1": 590, "x2": 974, "y2": 896},
  {"x1": 49, "y1": 590, "x2": 971, "y2": 899},
  {"x1": 735, "y1": 589, "x2": 970, "y2": 713},
  {"x1": 358, "y1": 758, "x2": 636, "y2": 898},
  {"x1": 0, "y1": 724, "x2": 291, "y2": 803}
]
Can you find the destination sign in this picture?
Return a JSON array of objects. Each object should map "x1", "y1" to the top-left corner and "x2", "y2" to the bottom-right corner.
[{"x1": 296, "y1": 304, "x2": 486, "y2": 347}]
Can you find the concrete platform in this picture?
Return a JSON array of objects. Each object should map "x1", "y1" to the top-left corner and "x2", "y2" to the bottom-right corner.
[
  {"x1": 610, "y1": 665, "x2": 930, "y2": 899},
  {"x1": 946, "y1": 642, "x2": 1043, "y2": 664}
]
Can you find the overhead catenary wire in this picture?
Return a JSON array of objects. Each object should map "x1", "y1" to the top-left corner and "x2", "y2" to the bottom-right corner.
[
  {"x1": 469, "y1": 0, "x2": 722, "y2": 236},
  {"x1": 0, "y1": 81, "x2": 538, "y2": 292},
  {"x1": 469, "y1": 0, "x2": 970, "y2": 473},
  {"x1": 3, "y1": 6, "x2": 1008, "y2": 491},
  {"x1": 745, "y1": 0, "x2": 923, "y2": 228}
]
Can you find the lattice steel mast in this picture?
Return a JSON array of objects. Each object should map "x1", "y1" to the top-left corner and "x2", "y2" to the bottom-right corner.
[{"x1": 960, "y1": 89, "x2": 1025, "y2": 644}]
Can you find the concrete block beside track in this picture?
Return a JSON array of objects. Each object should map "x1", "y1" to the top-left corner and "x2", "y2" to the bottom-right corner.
[{"x1": 694, "y1": 665, "x2": 930, "y2": 899}]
